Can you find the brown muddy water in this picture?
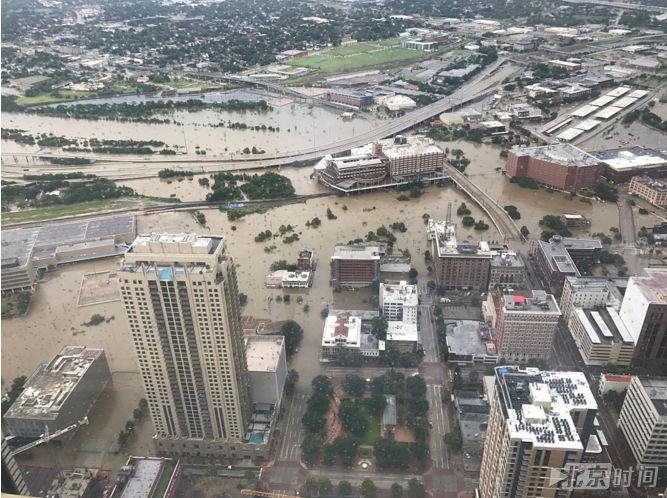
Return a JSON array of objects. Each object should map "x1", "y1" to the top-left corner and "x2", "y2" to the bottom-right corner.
[{"x1": 1, "y1": 102, "x2": 382, "y2": 157}]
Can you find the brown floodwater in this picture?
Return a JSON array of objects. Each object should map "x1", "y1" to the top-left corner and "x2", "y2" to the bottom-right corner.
[{"x1": 1, "y1": 102, "x2": 381, "y2": 158}]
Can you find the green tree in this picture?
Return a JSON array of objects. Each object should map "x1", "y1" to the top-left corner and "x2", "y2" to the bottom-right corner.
[
  {"x1": 341, "y1": 374, "x2": 366, "y2": 396},
  {"x1": 374, "y1": 439, "x2": 410, "y2": 469},
  {"x1": 391, "y1": 483, "x2": 404, "y2": 498},
  {"x1": 443, "y1": 432, "x2": 462, "y2": 450},
  {"x1": 285, "y1": 369, "x2": 300, "y2": 395},
  {"x1": 302, "y1": 435, "x2": 322, "y2": 465},
  {"x1": 139, "y1": 398, "x2": 148, "y2": 412},
  {"x1": 408, "y1": 479, "x2": 426, "y2": 498},
  {"x1": 406, "y1": 375, "x2": 427, "y2": 398},
  {"x1": 335, "y1": 435, "x2": 360, "y2": 467},
  {"x1": 321, "y1": 308, "x2": 329, "y2": 318},
  {"x1": 318, "y1": 477, "x2": 333, "y2": 494},
  {"x1": 280, "y1": 321, "x2": 303, "y2": 355},
  {"x1": 307, "y1": 392, "x2": 331, "y2": 416},
  {"x1": 368, "y1": 394, "x2": 388, "y2": 416},
  {"x1": 424, "y1": 250, "x2": 431, "y2": 261},
  {"x1": 306, "y1": 476, "x2": 319, "y2": 492},
  {"x1": 323, "y1": 444, "x2": 338, "y2": 465},
  {"x1": 302, "y1": 410, "x2": 327, "y2": 433},
  {"x1": 521, "y1": 226, "x2": 530, "y2": 238},
  {"x1": 409, "y1": 268, "x2": 418, "y2": 279},
  {"x1": 133, "y1": 408, "x2": 144, "y2": 422},
  {"x1": 312, "y1": 375, "x2": 333, "y2": 394},
  {"x1": 410, "y1": 439, "x2": 429, "y2": 467},
  {"x1": 371, "y1": 315, "x2": 388, "y2": 341},
  {"x1": 338, "y1": 481, "x2": 352, "y2": 496},
  {"x1": 362, "y1": 479, "x2": 377, "y2": 498},
  {"x1": 239, "y1": 293, "x2": 248, "y2": 305},
  {"x1": 386, "y1": 346, "x2": 402, "y2": 366},
  {"x1": 453, "y1": 376, "x2": 465, "y2": 392},
  {"x1": 244, "y1": 470, "x2": 256, "y2": 482},
  {"x1": 469, "y1": 369, "x2": 480, "y2": 384}
]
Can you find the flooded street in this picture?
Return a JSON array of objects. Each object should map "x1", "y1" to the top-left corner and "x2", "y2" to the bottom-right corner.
[{"x1": 2, "y1": 100, "x2": 381, "y2": 157}]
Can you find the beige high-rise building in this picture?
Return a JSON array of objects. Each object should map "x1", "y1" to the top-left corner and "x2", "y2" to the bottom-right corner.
[
  {"x1": 479, "y1": 367, "x2": 598, "y2": 498},
  {"x1": 120, "y1": 233, "x2": 254, "y2": 458}
]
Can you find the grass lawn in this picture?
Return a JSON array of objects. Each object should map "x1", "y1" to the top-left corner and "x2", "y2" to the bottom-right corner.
[
  {"x1": 357, "y1": 402, "x2": 381, "y2": 446},
  {"x1": 1, "y1": 199, "x2": 121, "y2": 226},
  {"x1": 375, "y1": 38, "x2": 401, "y2": 47},
  {"x1": 328, "y1": 43, "x2": 377, "y2": 56},
  {"x1": 16, "y1": 90, "x2": 93, "y2": 105},
  {"x1": 165, "y1": 77, "x2": 200, "y2": 89},
  {"x1": 287, "y1": 48, "x2": 423, "y2": 76},
  {"x1": 152, "y1": 459, "x2": 177, "y2": 498}
]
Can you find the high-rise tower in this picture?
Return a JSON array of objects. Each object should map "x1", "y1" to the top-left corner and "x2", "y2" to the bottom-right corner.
[{"x1": 120, "y1": 233, "x2": 251, "y2": 457}]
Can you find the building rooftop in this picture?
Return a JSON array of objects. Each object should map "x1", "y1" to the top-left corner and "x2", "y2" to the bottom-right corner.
[
  {"x1": 511, "y1": 144, "x2": 599, "y2": 167},
  {"x1": 446, "y1": 320, "x2": 496, "y2": 358},
  {"x1": 632, "y1": 176, "x2": 667, "y2": 192},
  {"x1": 495, "y1": 367, "x2": 597, "y2": 449},
  {"x1": 438, "y1": 64, "x2": 480, "y2": 78},
  {"x1": 590, "y1": 147, "x2": 667, "y2": 171},
  {"x1": 382, "y1": 282, "x2": 418, "y2": 307},
  {"x1": 565, "y1": 276, "x2": 628, "y2": 303},
  {"x1": 386, "y1": 321, "x2": 419, "y2": 342},
  {"x1": 120, "y1": 459, "x2": 166, "y2": 498},
  {"x1": 128, "y1": 233, "x2": 222, "y2": 255},
  {"x1": 328, "y1": 88, "x2": 373, "y2": 98},
  {"x1": 430, "y1": 220, "x2": 491, "y2": 259},
  {"x1": 46, "y1": 468, "x2": 98, "y2": 498},
  {"x1": 629, "y1": 268, "x2": 667, "y2": 303},
  {"x1": 637, "y1": 377, "x2": 667, "y2": 417},
  {"x1": 283, "y1": 271, "x2": 311, "y2": 283},
  {"x1": 383, "y1": 395, "x2": 397, "y2": 426},
  {"x1": 332, "y1": 244, "x2": 384, "y2": 261},
  {"x1": 503, "y1": 291, "x2": 561, "y2": 315},
  {"x1": 574, "y1": 306, "x2": 634, "y2": 345},
  {"x1": 2, "y1": 215, "x2": 135, "y2": 268},
  {"x1": 322, "y1": 313, "x2": 362, "y2": 347},
  {"x1": 538, "y1": 238, "x2": 580, "y2": 276},
  {"x1": 328, "y1": 309, "x2": 380, "y2": 321},
  {"x1": 245, "y1": 336, "x2": 284, "y2": 373},
  {"x1": 4, "y1": 346, "x2": 105, "y2": 421},
  {"x1": 377, "y1": 135, "x2": 443, "y2": 160}
]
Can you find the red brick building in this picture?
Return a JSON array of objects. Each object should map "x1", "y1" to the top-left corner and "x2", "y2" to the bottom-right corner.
[{"x1": 506, "y1": 144, "x2": 603, "y2": 191}]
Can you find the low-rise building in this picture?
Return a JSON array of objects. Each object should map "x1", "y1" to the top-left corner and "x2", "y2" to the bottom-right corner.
[
  {"x1": 380, "y1": 281, "x2": 418, "y2": 323},
  {"x1": 282, "y1": 271, "x2": 312, "y2": 288},
  {"x1": 435, "y1": 64, "x2": 480, "y2": 84},
  {"x1": 590, "y1": 147, "x2": 667, "y2": 183},
  {"x1": 507, "y1": 103, "x2": 542, "y2": 119},
  {"x1": 326, "y1": 88, "x2": 374, "y2": 107},
  {"x1": 3, "y1": 346, "x2": 111, "y2": 445},
  {"x1": 382, "y1": 395, "x2": 397, "y2": 437},
  {"x1": 488, "y1": 252, "x2": 528, "y2": 290},
  {"x1": 331, "y1": 244, "x2": 383, "y2": 287},
  {"x1": 321, "y1": 312, "x2": 383, "y2": 359},
  {"x1": 568, "y1": 306, "x2": 635, "y2": 366},
  {"x1": 297, "y1": 250, "x2": 314, "y2": 270},
  {"x1": 549, "y1": 59, "x2": 582, "y2": 71},
  {"x1": 382, "y1": 95, "x2": 417, "y2": 111},
  {"x1": 561, "y1": 214, "x2": 591, "y2": 229},
  {"x1": 446, "y1": 320, "x2": 498, "y2": 364},
  {"x1": 619, "y1": 376, "x2": 667, "y2": 465},
  {"x1": 402, "y1": 40, "x2": 438, "y2": 51},
  {"x1": 431, "y1": 220, "x2": 492, "y2": 291},
  {"x1": 245, "y1": 336, "x2": 286, "y2": 407},
  {"x1": 470, "y1": 120, "x2": 507, "y2": 135},
  {"x1": 535, "y1": 236, "x2": 602, "y2": 287},
  {"x1": 495, "y1": 291, "x2": 561, "y2": 361},
  {"x1": 280, "y1": 50, "x2": 308, "y2": 59},
  {"x1": 598, "y1": 374, "x2": 632, "y2": 396},
  {"x1": 117, "y1": 458, "x2": 182, "y2": 498},
  {"x1": 629, "y1": 176, "x2": 667, "y2": 206},
  {"x1": 386, "y1": 321, "x2": 420, "y2": 353},
  {"x1": 266, "y1": 270, "x2": 285, "y2": 287},
  {"x1": 46, "y1": 468, "x2": 98, "y2": 498}
]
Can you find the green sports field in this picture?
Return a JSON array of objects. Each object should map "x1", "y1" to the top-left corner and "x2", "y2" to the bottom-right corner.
[{"x1": 286, "y1": 48, "x2": 423, "y2": 76}]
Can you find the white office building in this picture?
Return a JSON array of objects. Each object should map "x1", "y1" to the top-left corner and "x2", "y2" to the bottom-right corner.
[
  {"x1": 618, "y1": 376, "x2": 667, "y2": 464},
  {"x1": 380, "y1": 281, "x2": 418, "y2": 323}
]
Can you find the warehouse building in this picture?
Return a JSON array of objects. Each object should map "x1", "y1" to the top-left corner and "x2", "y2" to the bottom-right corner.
[
  {"x1": 1, "y1": 215, "x2": 135, "y2": 293},
  {"x1": 3, "y1": 346, "x2": 111, "y2": 445},
  {"x1": 590, "y1": 147, "x2": 667, "y2": 183}
]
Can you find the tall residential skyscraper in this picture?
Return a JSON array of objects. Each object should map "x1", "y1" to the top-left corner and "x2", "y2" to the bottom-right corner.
[
  {"x1": 479, "y1": 367, "x2": 597, "y2": 498},
  {"x1": 120, "y1": 233, "x2": 251, "y2": 458}
]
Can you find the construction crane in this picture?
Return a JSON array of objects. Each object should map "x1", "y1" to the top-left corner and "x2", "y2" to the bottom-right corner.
[
  {"x1": 9, "y1": 417, "x2": 89, "y2": 482},
  {"x1": 241, "y1": 490, "x2": 296, "y2": 498}
]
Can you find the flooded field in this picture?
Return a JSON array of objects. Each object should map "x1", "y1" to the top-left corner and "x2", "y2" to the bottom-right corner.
[{"x1": 1, "y1": 101, "x2": 381, "y2": 157}]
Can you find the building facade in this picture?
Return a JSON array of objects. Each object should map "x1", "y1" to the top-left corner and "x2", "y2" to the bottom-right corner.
[
  {"x1": 321, "y1": 312, "x2": 363, "y2": 359},
  {"x1": 488, "y1": 252, "x2": 528, "y2": 290},
  {"x1": 1, "y1": 436, "x2": 29, "y2": 496},
  {"x1": 331, "y1": 244, "x2": 382, "y2": 287},
  {"x1": 506, "y1": 144, "x2": 603, "y2": 191},
  {"x1": 431, "y1": 220, "x2": 492, "y2": 291},
  {"x1": 245, "y1": 336, "x2": 286, "y2": 407},
  {"x1": 619, "y1": 268, "x2": 667, "y2": 368},
  {"x1": 560, "y1": 276, "x2": 627, "y2": 323},
  {"x1": 629, "y1": 176, "x2": 667, "y2": 206},
  {"x1": 568, "y1": 307, "x2": 634, "y2": 366},
  {"x1": 494, "y1": 291, "x2": 561, "y2": 361},
  {"x1": 618, "y1": 376, "x2": 667, "y2": 465},
  {"x1": 479, "y1": 367, "x2": 597, "y2": 498},
  {"x1": 590, "y1": 147, "x2": 667, "y2": 183},
  {"x1": 119, "y1": 233, "x2": 264, "y2": 459},
  {"x1": 535, "y1": 236, "x2": 602, "y2": 287},
  {"x1": 326, "y1": 89, "x2": 374, "y2": 107},
  {"x1": 3, "y1": 346, "x2": 111, "y2": 445},
  {"x1": 386, "y1": 321, "x2": 419, "y2": 353}
]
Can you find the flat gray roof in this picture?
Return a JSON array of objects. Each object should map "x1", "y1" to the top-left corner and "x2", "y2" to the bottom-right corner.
[
  {"x1": 637, "y1": 377, "x2": 667, "y2": 417},
  {"x1": 446, "y1": 320, "x2": 495, "y2": 357},
  {"x1": 120, "y1": 459, "x2": 165, "y2": 498},
  {"x1": 2, "y1": 215, "x2": 135, "y2": 267},
  {"x1": 512, "y1": 144, "x2": 599, "y2": 167},
  {"x1": 383, "y1": 395, "x2": 397, "y2": 426}
]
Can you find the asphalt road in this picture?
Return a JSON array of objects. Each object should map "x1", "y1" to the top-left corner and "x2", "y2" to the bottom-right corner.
[
  {"x1": 617, "y1": 193, "x2": 637, "y2": 255},
  {"x1": 276, "y1": 391, "x2": 309, "y2": 461}
]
